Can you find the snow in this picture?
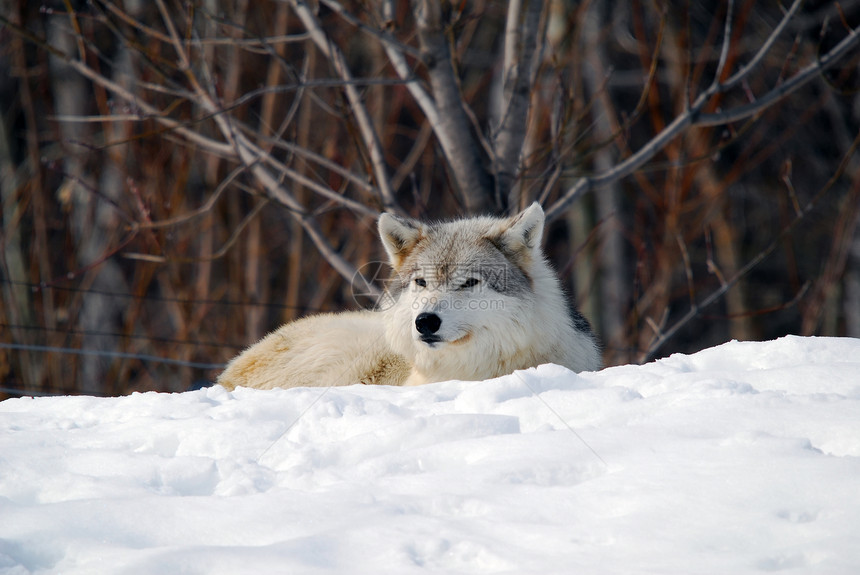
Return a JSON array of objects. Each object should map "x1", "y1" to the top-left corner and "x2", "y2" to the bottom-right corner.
[{"x1": 1, "y1": 335, "x2": 859, "y2": 574}]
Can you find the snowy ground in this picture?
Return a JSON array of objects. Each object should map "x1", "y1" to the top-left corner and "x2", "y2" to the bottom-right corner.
[{"x1": 1, "y1": 335, "x2": 859, "y2": 574}]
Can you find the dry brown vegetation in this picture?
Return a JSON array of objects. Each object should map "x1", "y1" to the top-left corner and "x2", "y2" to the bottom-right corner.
[{"x1": 1, "y1": 0, "x2": 859, "y2": 396}]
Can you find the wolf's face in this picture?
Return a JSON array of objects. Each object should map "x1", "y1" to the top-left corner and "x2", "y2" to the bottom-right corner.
[{"x1": 378, "y1": 204, "x2": 547, "y2": 380}]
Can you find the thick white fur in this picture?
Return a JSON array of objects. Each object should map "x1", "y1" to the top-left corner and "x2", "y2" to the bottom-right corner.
[
  {"x1": 216, "y1": 203, "x2": 601, "y2": 390},
  {"x1": 379, "y1": 202, "x2": 602, "y2": 385},
  {"x1": 216, "y1": 311, "x2": 409, "y2": 390}
]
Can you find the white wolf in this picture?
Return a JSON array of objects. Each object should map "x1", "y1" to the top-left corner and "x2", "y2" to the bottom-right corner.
[{"x1": 216, "y1": 203, "x2": 601, "y2": 390}]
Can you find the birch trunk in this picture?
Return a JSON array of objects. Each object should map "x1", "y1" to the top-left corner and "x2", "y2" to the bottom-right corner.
[
  {"x1": 50, "y1": 16, "x2": 127, "y2": 394},
  {"x1": 583, "y1": 0, "x2": 628, "y2": 362}
]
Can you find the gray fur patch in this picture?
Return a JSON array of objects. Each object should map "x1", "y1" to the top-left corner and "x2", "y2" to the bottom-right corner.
[
  {"x1": 569, "y1": 306, "x2": 594, "y2": 335},
  {"x1": 398, "y1": 234, "x2": 533, "y2": 298}
]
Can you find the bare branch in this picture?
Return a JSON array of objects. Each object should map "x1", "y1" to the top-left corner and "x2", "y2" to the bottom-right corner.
[
  {"x1": 319, "y1": 0, "x2": 423, "y2": 59},
  {"x1": 204, "y1": 94, "x2": 381, "y2": 291},
  {"x1": 697, "y1": 20, "x2": 860, "y2": 126},
  {"x1": 285, "y1": 0, "x2": 399, "y2": 213},
  {"x1": 258, "y1": 153, "x2": 380, "y2": 219},
  {"x1": 721, "y1": 0, "x2": 804, "y2": 91},
  {"x1": 31, "y1": 10, "x2": 378, "y2": 218},
  {"x1": 378, "y1": 0, "x2": 442, "y2": 128},
  {"x1": 224, "y1": 128, "x2": 381, "y2": 295},
  {"x1": 35, "y1": 2, "x2": 383, "y2": 292},
  {"x1": 165, "y1": 27, "x2": 379, "y2": 290},
  {"x1": 711, "y1": 0, "x2": 735, "y2": 88},
  {"x1": 323, "y1": 0, "x2": 448, "y2": 173},
  {"x1": 137, "y1": 164, "x2": 246, "y2": 230},
  {"x1": 641, "y1": 124, "x2": 860, "y2": 362},
  {"x1": 125, "y1": 199, "x2": 270, "y2": 263},
  {"x1": 495, "y1": 0, "x2": 544, "y2": 210},
  {"x1": 53, "y1": 106, "x2": 379, "y2": 217},
  {"x1": 97, "y1": 0, "x2": 311, "y2": 50},
  {"x1": 546, "y1": 12, "x2": 860, "y2": 222},
  {"x1": 412, "y1": 0, "x2": 494, "y2": 213},
  {"x1": 330, "y1": 0, "x2": 498, "y2": 212},
  {"x1": 0, "y1": 14, "x2": 236, "y2": 158}
]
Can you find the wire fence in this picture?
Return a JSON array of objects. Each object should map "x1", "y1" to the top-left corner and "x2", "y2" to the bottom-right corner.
[
  {"x1": 0, "y1": 277, "x2": 335, "y2": 397},
  {"x1": 2, "y1": 279, "x2": 321, "y2": 314}
]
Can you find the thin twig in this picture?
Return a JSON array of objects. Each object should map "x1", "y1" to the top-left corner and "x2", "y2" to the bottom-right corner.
[
  {"x1": 711, "y1": 0, "x2": 735, "y2": 87},
  {"x1": 318, "y1": 0, "x2": 423, "y2": 59},
  {"x1": 641, "y1": 126, "x2": 860, "y2": 362},
  {"x1": 378, "y1": 0, "x2": 442, "y2": 127},
  {"x1": 149, "y1": 0, "x2": 384, "y2": 291},
  {"x1": 546, "y1": 12, "x2": 860, "y2": 221},
  {"x1": 287, "y1": 0, "x2": 399, "y2": 213},
  {"x1": 97, "y1": 0, "x2": 310, "y2": 49},
  {"x1": 676, "y1": 232, "x2": 695, "y2": 307},
  {"x1": 721, "y1": 0, "x2": 804, "y2": 91},
  {"x1": 125, "y1": 198, "x2": 270, "y2": 263}
]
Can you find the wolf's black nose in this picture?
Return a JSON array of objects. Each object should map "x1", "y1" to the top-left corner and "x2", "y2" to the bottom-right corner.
[{"x1": 415, "y1": 312, "x2": 441, "y2": 335}]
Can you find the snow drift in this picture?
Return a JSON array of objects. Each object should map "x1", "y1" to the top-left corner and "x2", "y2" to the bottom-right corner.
[{"x1": 1, "y1": 335, "x2": 859, "y2": 574}]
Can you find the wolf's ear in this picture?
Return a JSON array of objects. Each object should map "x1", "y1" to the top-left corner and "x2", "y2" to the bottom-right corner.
[
  {"x1": 499, "y1": 202, "x2": 545, "y2": 254},
  {"x1": 379, "y1": 212, "x2": 423, "y2": 268}
]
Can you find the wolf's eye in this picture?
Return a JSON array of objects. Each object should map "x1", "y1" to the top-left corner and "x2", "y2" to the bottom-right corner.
[
  {"x1": 459, "y1": 278, "x2": 480, "y2": 290},
  {"x1": 414, "y1": 278, "x2": 427, "y2": 288}
]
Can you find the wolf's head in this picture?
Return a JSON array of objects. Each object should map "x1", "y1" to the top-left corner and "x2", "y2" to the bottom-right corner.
[{"x1": 377, "y1": 203, "x2": 569, "y2": 382}]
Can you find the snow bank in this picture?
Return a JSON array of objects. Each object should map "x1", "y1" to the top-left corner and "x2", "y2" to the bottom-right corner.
[{"x1": 1, "y1": 335, "x2": 859, "y2": 574}]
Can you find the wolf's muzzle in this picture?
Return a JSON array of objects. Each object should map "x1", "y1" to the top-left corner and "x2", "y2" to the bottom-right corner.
[{"x1": 415, "y1": 312, "x2": 442, "y2": 343}]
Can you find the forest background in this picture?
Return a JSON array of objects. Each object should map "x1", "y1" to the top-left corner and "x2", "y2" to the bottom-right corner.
[{"x1": 1, "y1": 0, "x2": 859, "y2": 396}]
